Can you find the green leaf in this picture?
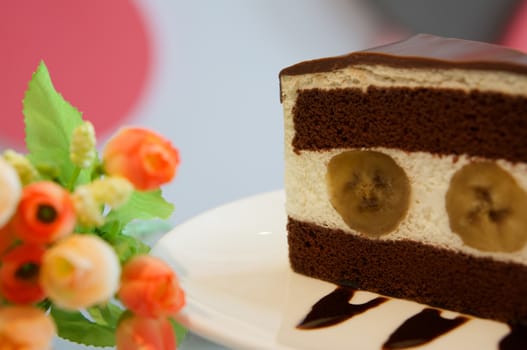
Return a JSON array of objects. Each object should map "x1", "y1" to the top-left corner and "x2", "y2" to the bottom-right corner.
[
  {"x1": 121, "y1": 219, "x2": 172, "y2": 247},
  {"x1": 23, "y1": 61, "x2": 93, "y2": 187},
  {"x1": 50, "y1": 306, "x2": 116, "y2": 347},
  {"x1": 170, "y1": 318, "x2": 188, "y2": 345},
  {"x1": 122, "y1": 219, "x2": 172, "y2": 238},
  {"x1": 106, "y1": 190, "x2": 174, "y2": 226},
  {"x1": 106, "y1": 233, "x2": 151, "y2": 264},
  {"x1": 87, "y1": 302, "x2": 124, "y2": 328},
  {"x1": 98, "y1": 219, "x2": 123, "y2": 238},
  {"x1": 36, "y1": 298, "x2": 52, "y2": 311}
]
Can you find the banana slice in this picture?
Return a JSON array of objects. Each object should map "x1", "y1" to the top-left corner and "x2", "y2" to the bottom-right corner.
[
  {"x1": 326, "y1": 150, "x2": 410, "y2": 237},
  {"x1": 445, "y1": 162, "x2": 527, "y2": 252}
]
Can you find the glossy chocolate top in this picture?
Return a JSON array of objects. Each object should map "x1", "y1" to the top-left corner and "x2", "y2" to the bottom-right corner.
[{"x1": 280, "y1": 34, "x2": 527, "y2": 76}]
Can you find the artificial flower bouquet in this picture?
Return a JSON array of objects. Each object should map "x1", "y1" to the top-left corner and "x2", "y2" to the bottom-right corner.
[{"x1": 0, "y1": 62, "x2": 186, "y2": 349}]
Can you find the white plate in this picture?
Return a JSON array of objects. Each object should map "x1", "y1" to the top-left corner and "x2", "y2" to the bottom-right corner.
[
  {"x1": 151, "y1": 190, "x2": 292, "y2": 350},
  {"x1": 151, "y1": 190, "x2": 512, "y2": 350}
]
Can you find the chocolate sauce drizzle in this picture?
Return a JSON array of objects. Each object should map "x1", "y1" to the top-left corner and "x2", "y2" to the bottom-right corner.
[
  {"x1": 382, "y1": 308, "x2": 468, "y2": 349},
  {"x1": 296, "y1": 286, "x2": 387, "y2": 329},
  {"x1": 297, "y1": 285, "x2": 527, "y2": 349},
  {"x1": 499, "y1": 320, "x2": 527, "y2": 350}
]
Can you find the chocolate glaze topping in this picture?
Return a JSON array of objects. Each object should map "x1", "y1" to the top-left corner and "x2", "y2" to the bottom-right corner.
[{"x1": 280, "y1": 34, "x2": 527, "y2": 77}]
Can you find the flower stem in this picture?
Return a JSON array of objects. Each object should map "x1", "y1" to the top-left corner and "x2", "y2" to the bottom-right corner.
[{"x1": 68, "y1": 167, "x2": 81, "y2": 191}]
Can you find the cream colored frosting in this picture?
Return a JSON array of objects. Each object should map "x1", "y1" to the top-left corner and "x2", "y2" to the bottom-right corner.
[{"x1": 285, "y1": 147, "x2": 527, "y2": 264}]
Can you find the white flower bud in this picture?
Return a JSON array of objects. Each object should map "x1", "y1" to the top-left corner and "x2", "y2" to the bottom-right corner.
[{"x1": 0, "y1": 158, "x2": 22, "y2": 227}]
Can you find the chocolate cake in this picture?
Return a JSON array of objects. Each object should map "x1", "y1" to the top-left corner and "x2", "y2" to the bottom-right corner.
[{"x1": 279, "y1": 34, "x2": 527, "y2": 323}]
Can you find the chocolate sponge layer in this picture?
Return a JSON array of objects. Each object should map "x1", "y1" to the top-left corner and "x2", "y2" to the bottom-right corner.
[
  {"x1": 292, "y1": 87, "x2": 527, "y2": 163},
  {"x1": 287, "y1": 217, "x2": 527, "y2": 323}
]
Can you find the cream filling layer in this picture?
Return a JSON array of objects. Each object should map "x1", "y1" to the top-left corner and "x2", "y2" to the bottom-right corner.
[{"x1": 285, "y1": 147, "x2": 527, "y2": 265}]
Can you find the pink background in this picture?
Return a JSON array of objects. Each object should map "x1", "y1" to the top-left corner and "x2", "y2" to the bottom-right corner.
[{"x1": 1, "y1": 0, "x2": 151, "y2": 149}]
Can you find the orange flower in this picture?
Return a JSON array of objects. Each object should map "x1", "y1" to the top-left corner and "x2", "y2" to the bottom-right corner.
[
  {"x1": 118, "y1": 255, "x2": 185, "y2": 318},
  {"x1": 11, "y1": 181, "x2": 76, "y2": 244},
  {"x1": 40, "y1": 234, "x2": 121, "y2": 310},
  {"x1": 116, "y1": 312, "x2": 176, "y2": 350},
  {"x1": 0, "y1": 223, "x2": 16, "y2": 256},
  {"x1": 0, "y1": 243, "x2": 46, "y2": 304},
  {"x1": 0, "y1": 305, "x2": 56, "y2": 350},
  {"x1": 103, "y1": 127, "x2": 180, "y2": 191}
]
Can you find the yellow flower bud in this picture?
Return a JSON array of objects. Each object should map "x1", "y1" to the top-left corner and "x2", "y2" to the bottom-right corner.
[
  {"x1": 70, "y1": 121, "x2": 96, "y2": 168},
  {"x1": 2, "y1": 149, "x2": 38, "y2": 185},
  {"x1": 90, "y1": 176, "x2": 133, "y2": 208},
  {"x1": 72, "y1": 186, "x2": 104, "y2": 227}
]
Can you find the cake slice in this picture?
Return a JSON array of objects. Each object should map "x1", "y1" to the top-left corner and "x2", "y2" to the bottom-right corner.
[{"x1": 279, "y1": 34, "x2": 527, "y2": 323}]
